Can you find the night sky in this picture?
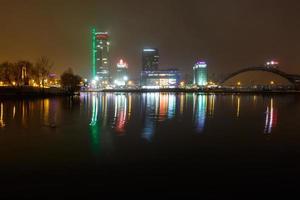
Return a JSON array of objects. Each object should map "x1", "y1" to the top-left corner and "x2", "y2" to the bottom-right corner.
[{"x1": 1, "y1": 0, "x2": 300, "y2": 79}]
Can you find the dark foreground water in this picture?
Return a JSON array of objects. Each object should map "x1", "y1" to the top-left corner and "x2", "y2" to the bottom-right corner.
[{"x1": 0, "y1": 93, "x2": 300, "y2": 198}]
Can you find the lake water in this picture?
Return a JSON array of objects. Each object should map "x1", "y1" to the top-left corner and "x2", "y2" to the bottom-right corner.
[{"x1": 0, "y1": 93, "x2": 300, "y2": 198}]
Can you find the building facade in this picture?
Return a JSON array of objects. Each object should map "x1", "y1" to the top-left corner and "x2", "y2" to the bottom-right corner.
[
  {"x1": 141, "y1": 69, "x2": 180, "y2": 89},
  {"x1": 142, "y1": 48, "x2": 159, "y2": 71},
  {"x1": 114, "y1": 59, "x2": 129, "y2": 87},
  {"x1": 92, "y1": 29, "x2": 111, "y2": 87},
  {"x1": 193, "y1": 61, "x2": 208, "y2": 86}
]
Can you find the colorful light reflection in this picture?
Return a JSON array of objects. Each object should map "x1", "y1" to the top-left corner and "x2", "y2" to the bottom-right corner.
[{"x1": 113, "y1": 94, "x2": 128, "y2": 135}]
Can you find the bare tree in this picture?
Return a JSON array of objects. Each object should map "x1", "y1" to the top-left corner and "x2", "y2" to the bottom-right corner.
[
  {"x1": 0, "y1": 62, "x2": 15, "y2": 85},
  {"x1": 35, "y1": 56, "x2": 53, "y2": 87},
  {"x1": 60, "y1": 68, "x2": 82, "y2": 94}
]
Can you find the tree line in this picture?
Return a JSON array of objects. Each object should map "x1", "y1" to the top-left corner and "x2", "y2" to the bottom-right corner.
[
  {"x1": 0, "y1": 57, "x2": 83, "y2": 93},
  {"x1": 0, "y1": 56, "x2": 53, "y2": 87}
]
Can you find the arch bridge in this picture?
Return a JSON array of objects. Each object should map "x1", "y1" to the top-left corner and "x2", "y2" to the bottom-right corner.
[{"x1": 221, "y1": 66, "x2": 300, "y2": 87}]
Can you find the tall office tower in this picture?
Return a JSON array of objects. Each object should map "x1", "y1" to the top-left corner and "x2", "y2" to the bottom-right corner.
[
  {"x1": 193, "y1": 60, "x2": 208, "y2": 86},
  {"x1": 114, "y1": 59, "x2": 129, "y2": 86},
  {"x1": 142, "y1": 48, "x2": 159, "y2": 71},
  {"x1": 92, "y1": 28, "x2": 111, "y2": 86}
]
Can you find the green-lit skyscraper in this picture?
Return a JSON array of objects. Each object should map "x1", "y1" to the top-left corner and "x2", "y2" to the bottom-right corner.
[
  {"x1": 193, "y1": 61, "x2": 208, "y2": 86},
  {"x1": 92, "y1": 28, "x2": 111, "y2": 87}
]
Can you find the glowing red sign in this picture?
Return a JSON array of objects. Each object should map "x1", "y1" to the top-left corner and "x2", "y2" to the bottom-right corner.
[{"x1": 96, "y1": 34, "x2": 109, "y2": 40}]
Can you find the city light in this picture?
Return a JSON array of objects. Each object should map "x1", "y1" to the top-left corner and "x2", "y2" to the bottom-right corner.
[
  {"x1": 117, "y1": 59, "x2": 128, "y2": 68},
  {"x1": 266, "y1": 60, "x2": 279, "y2": 67},
  {"x1": 143, "y1": 49, "x2": 156, "y2": 52}
]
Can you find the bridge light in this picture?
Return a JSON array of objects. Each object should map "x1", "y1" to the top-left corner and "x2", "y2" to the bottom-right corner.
[{"x1": 266, "y1": 60, "x2": 279, "y2": 67}]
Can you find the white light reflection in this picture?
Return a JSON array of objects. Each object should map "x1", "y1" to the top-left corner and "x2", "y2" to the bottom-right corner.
[
  {"x1": 90, "y1": 95, "x2": 99, "y2": 126},
  {"x1": 264, "y1": 98, "x2": 277, "y2": 134}
]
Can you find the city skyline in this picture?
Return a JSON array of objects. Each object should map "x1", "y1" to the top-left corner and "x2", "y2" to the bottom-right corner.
[{"x1": 1, "y1": 0, "x2": 300, "y2": 79}]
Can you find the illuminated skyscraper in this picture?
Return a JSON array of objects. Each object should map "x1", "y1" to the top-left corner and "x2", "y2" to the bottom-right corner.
[
  {"x1": 142, "y1": 48, "x2": 159, "y2": 71},
  {"x1": 114, "y1": 59, "x2": 129, "y2": 86},
  {"x1": 193, "y1": 61, "x2": 208, "y2": 86},
  {"x1": 92, "y1": 28, "x2": 111, "y2": 86}
]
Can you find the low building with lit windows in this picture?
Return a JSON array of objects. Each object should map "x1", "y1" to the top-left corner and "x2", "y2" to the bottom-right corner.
[{"x1": 141, "y1": 69, "x2": 180, "y2": 89}]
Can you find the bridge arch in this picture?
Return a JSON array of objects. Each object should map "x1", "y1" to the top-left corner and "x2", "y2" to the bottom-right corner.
[{"x1": 221, "y1": 66, "x2": 297, "y2": 85}]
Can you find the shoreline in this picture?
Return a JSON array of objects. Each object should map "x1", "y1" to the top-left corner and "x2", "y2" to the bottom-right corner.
[
  {"x1": 82, "y1": 88, "x2": 300, "y2": 95},
  {"x1": 1, "y1": 86, "x2": 300, "y2": 98},
  {"x1": 0, "y1": 86, "x2": 69, "y2": 97}
]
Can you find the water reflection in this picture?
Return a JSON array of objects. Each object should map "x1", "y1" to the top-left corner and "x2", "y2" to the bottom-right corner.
[
  {"x1": 180, "y1": 93, "x2": 185, "y2": 115},
  {"x1": 140, "y1": 93, "x2": 179, "y2": 141},
  {"x1": 264, "y1": 98, "x2": 278, "y2": 134},
  {"x1": 13, "y1": 105, "x2": 16, "y2": 119},
  {"x1": 168, "y1": 94, "x2": 176, "y2": 119},
  {"x1": 0, "y1": 102, "x2": 5, "y2": 128},
  {"x1": 0, "y1": 93, "x2": 283, "y2": 139},
  {"x1": 236, "y1": 96, "x2": 241, "y2": 118},
  {"x1": 89, "y1": 94, "x2": 101, "y2": 154},
  {"x1": 113, "y1": 94, "x2": 128, "y2": 135},
  {"x1": 193, "y1": 94, "x2": 207, "y2": 133},
  {"x1": 142, "y1": 93, "x2": 159, "y2": 142},
  {"x1": 208, "y1": 95, "x2": 215, "y2": 118},
  {"x1": 90, "y1": 95, "x2": 98, "y2": 126}
]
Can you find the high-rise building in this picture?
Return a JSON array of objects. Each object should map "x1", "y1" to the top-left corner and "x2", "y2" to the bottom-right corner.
[
  {"x1": 193, "y1": 60, "x2": 208, "y2": 86},
  {"x1": 92, "y1": 28, "x2": 111, "y2": 86},
  {"x1": 114, "y1": 59, "x2": 129, "y2": 86},
  {"x1": 142, "y1": 48, "x2": 159, "y2": 71}
]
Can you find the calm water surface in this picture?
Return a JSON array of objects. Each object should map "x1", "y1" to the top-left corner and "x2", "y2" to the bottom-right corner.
[{"x1": 0, "y1": 93, "x2": 300, "y2": 197}]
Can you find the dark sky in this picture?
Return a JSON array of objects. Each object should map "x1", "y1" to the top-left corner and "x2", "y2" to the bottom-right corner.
[{"x1": 1, "y1": 0, "x2": 300, "y2": 79}]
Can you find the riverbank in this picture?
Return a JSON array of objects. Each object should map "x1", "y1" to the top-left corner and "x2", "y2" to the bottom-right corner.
[
  {"x1": 83, "y1": 88, "x2": 300, "y2": 94},
  {"x1": 0, "y1": 86, "x2": 68, "y2": 97},
  {"x1": 1, "y1": 87, "x2": 299, "y2": 97}
]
